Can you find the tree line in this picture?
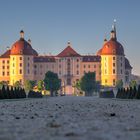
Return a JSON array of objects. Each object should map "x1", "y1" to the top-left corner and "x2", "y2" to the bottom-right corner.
[
  {"x1": 116, "y1": 85, "x2": 140, "y2": 99},
  {"x1": 0, "y1": 86, "x2": 26, "y2": 99}
]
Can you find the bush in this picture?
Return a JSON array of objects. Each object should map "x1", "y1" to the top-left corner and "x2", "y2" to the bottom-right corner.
[
  {"x1": 99, "y1": 90, "x2": 115, "y2": 98},
  {"x1": 135, "y1": 85, "x2": 140, "y2": 99},
  {"x1": 116, "y1": 85, "x2": 140, "y2": 99},
  {"x1": 0, "y1": 86, "x2": 26, "y2": 100},
  {"x1": 28, "y1": 90, "x2": 43, "y2": 98}
]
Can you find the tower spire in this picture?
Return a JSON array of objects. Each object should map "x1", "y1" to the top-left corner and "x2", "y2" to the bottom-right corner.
[{"x1": 110, "y1": 19, "x2": 117, "y2": 40}]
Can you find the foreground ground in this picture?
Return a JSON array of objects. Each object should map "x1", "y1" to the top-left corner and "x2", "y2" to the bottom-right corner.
[{"x1": 0, "y1": 96, "x2": 140, "y2": 140}]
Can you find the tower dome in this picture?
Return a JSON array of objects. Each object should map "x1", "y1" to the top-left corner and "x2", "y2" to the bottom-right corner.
[
  {"x1": 10, "y1": 30, "x2": 38, "y2": 56},
  {"x1": 98, "y1": 21, "x2": 124, "y2": 56},
  {"x1": 100, "y1": 39, "x2": 124, "y2": 55}
]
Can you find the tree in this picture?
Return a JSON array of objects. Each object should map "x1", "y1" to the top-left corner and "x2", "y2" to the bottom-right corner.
[
  {"x1": 80, "y1": 72, "x2": 96, "y2": 96},
  {"x1": 0, "y1": 81, "x2": 8, "y2": 89},
  {"x1": 44, "y1": 71, "x2": 61, "y2": 96},
  {"x1": 129, "y1": 87, "x2": 133, "y2": 99},
  {"x1": 37, "y1": 80, "x2": 44, "y2": 92},
  {"x1": 129, "y1": 80, "x2": 137, "y2": 89},
  {"x1": 24, "y1": 80, "x2": 36, "y2": 92},
  {"x1": 13, "y1": 81, "x2": 21, "y2": 88},
  {"x1": 116, "y1": 80, "x2": 123, "y2": 89},
  {"x1": 132, "y1": 86, "x2": 137, "y2": 99}
]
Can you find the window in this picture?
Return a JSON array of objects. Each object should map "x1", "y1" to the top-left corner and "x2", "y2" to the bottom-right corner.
[
  {"x1": 28, "y1": 63, "x2": 30, "y2": 67},
  {"x1": 88, "y1": 65, "x2": 90, "y2": 68},
  {"x1": 20, "y1": 57, "x2": 22, "y2": 60},
  {"x1": 28, "y1": 69, "x2": 30, "y2": 74},
  {"x1": 28, "y1": 57, "x2": 30, "y2": 60},
  {"x1": 7, "y1": 60, "x2": 9, "y2": 64},
  {"x1": 7, "y1": 72, "x2": 9, "y2": 76},
  {"x1": 76, "y1": 79, "x2": 79, "y2": 82},
  {"x1": 67, "y1": 78, "x2": 71, "y2": 85},
  {"x1": 7, "y1": 66, "x2": 9, "y2": 69},
  {"x1": 2, "y1": 72, "x2": 5, "y2": 76},
  {"x1": 2, "y1": 66, "x2": 5, "y2": 69},
  {"x1": 113, "y1": 57, "x2": 115, "y2": 60},
  {"x1": 121, "y1": 69, "x2": 123, "y2": 74},
  {"x1": 20, "y1": 63, "x2": 22, "y2": 67},
  {"x1": 113, "y1": 79, "x2": 116, "y2": 86},
  {"x1": 121, "y1": 63, "x2": 122, "y2": 67},
  {"x1": 105, "y1": 79, "x2": 107, "y2": 84},
  {"x1": 34, "y1": 71, "x2": 37, "y2": 75},
  {"x1": 2, "y1": 60, "x2": 5, "y2": 64},
  {"x1": 77, "y1": 71, "x2": 79, "y2": 75},
  {"x1": 40, "y1": 65, "x2": 42, "y2": 68},
  {"x1": 13, "y1": 70, "x2": 14, "y2": 74},
  {"x1": 84, "y1": 65, "x2": 86, "y2": 68},
  {"x1": 13, "y1": 57, "x2": 15, "y2": 61},
  {"x1": 13, "y1": 63, "x2": 15, "y2": 67},
  {"x1": 113, "y1": 69, "x2": 115, "y2": 74},
  {"x1": 113, "y1": 63, "x2": 115, "y2": 67},
  {"x1": 77, "y1": 64, "x2": 79, "y2": 68},
  {"x1": 94, "y1": 64, "x2": 96, "y2": 68},
  {"x1": 59, "y1": 71, "x2": 61, "y2": 75},
  {"x1": 59, "y1": 59, "x2": 61, "y2": 62},
  {"x1": 19, "y1": 69, "x2": 22, "y2": 74},
  {"x1": 77, "y1": 59, "x2": 79, "y2": 62},
  {"x1": 34, "y1": 65, "x2": 37, "y2": 68},
  {"x1": 59, "y1": 64, "x2": 61, "y2": 68}
]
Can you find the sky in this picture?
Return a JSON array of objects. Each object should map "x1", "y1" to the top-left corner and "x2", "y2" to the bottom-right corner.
[{"x1": 0, "y1": 0, "x2": 140, "y2": 75}]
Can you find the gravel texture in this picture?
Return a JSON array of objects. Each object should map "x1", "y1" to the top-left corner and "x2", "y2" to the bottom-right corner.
[{"x1": 0, "y1": 96, "x2": 140, "y2": 140}]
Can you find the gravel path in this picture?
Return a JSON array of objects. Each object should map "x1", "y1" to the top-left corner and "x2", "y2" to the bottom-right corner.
[{"x1": 0, "y1": 96, "x2": 140, "y2": 140}]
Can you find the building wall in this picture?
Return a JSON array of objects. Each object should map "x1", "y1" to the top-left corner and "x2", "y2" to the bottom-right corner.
[
  {"x1": 0, "y1": 58, "x2": 10, "y2": 83},
  {"x1": 56, "y1": 57, "x2": 82, "y2": 86},
  {"x1": 33, "y1": 62, "x2": 57, "y2": 81},
  {"x1": 10, "y1": 55, "x2": 34, "y2": 86},
  {"x1": 0, "y1": 53, "x2": 131, "y2": 90},
  {"x1": 81, "y1": 62, "x2": 101, "y2": 81},
  {"x1": 101, "y1": 55, "x2": 125, "y2": 86}
]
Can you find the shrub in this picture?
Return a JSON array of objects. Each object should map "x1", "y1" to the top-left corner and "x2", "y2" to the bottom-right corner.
[
  {"x1": 135, "y1": 85, "x2": 140, "y2": 99},
  {"x1": 28, "y1": 90, "x2": 43, "y2": 98},
  {"x1": 99, "y1": 90, "x2": 115, "y2": 98}
]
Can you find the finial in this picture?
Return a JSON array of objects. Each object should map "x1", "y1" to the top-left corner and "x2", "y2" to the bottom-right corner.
[
  {"x1": 68, "y1": 41, "x2": 71, "y2": 44},
  {"x1": 110, "y1": 19, "x2": 117, "y2": 40},
  {"x1": 28, "y1": 39, "x2": 31, "y2": 45},
  {"x1": 112, "y1": 19, "x2": 117, "y2": 31},
  {"x1": 20, "y1": 30, "x2": 24, "y2": 39}
]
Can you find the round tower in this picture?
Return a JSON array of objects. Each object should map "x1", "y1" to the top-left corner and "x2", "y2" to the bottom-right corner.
[
  {"x1": 99, "y1": 22, "x2": 125, "y2": 87},
  {"x1": 10, "y1": 30, "x2": 38, "y2": 86}
]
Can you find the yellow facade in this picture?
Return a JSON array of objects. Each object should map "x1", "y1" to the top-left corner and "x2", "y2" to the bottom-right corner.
[{"x1": 101, "y1": 55, "x2": 125, "y2": 87}]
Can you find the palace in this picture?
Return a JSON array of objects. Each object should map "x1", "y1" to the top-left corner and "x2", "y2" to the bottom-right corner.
[{"x1": 0, "y1": 24, "x2": 132, "y2": 94}]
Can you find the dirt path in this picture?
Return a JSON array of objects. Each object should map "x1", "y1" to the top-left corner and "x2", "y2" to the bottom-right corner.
[{"x1": 0, "y1": 96, "x2": 140, "y2": 140}]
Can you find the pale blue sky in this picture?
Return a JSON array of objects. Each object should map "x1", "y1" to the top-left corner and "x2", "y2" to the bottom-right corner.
[{"x1": 0, "y1": 0, "x2": 140, "y2": 75}]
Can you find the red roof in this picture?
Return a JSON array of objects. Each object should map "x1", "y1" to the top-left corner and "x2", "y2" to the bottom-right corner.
[
  {"x1": 99, "y1": 39, "x2": 124, "y2": 55},
  {"x1": 82, "y1": 55, "x2": 101, "y2": 62},
  {"x1": 0, "y1": 50, "x2": 11, "y2": 58},
  {"x1": 10, "y1": 38, "x2": 38, "y2": 56},
  {"x1": 57, "y1": 43, "x2": 81, "y2": 57},
  {"x1": 34, "y1": 56, "x2": 56, "y2": 63},
  {"x1": 125, "y1": 57, "x2": 132, "y2": 69}
]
